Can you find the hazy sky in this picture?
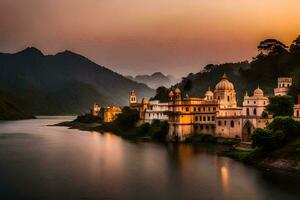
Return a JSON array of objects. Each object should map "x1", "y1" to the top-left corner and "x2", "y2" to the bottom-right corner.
[{"x1": 0, "y1": 0, "x2": 300, "y2": 77}]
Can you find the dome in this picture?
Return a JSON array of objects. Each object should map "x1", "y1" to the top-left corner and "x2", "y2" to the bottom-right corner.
[
  {"x1": 215, "y1": 73, "x2": 234, "y2": 90},
  {"x1": 205, "y1": 87, "x2": 213, "y2": 96},
  {"x1": 254, "y1": 87, "x2": 264, "y2": 96},
  {"x1": 174, "y1": 87, "x2": 181, "y2": 94},
  {"x1": 168, "y1": 90, "x2": 174, "y2": 97}
]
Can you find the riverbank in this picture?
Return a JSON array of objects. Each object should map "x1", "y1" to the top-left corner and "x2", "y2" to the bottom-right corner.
[{"x1": 221, "y1": 139, "x2": 300, "y2": 172}]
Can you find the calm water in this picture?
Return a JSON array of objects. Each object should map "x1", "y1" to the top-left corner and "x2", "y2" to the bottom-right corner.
[{"x1": 0, "y1": 119, "x2": 299, "y2": 200}]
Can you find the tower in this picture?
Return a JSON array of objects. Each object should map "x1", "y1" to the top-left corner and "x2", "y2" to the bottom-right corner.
[{"x1": 129, "y1": 90, "x2": 137, "y2": 105}]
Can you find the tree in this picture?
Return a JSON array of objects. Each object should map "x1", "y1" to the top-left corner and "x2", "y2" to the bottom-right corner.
[
  {"x1": 258, "y1": 39, "x2": 288, "y2": 56},
  {"x1": 114, "y1": 106, "x2": 139, "y2": 131},
  {"x1": 290, "y1": 35, "x2": 300, "y2": 56},
  {"x1": 150, "y1": 86, "x2": 169, "y2": 102},
  {"x1": 265, "y1": 95, "x2": 294, "y2": 117},
  {"x1": 182, "y1": 78, "x2": 192, "y2": 92}
]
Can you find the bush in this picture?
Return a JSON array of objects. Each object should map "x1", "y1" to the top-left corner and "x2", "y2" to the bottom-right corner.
[
  {"x1": 75, "y1": 114, "x2": 102, "y2": 123},
  {"x1": 252, "y1": 117, "x2": 300, "y2": 151},
  {"x1": 150, "y1": 120, "x2": 169, "y2": 141},
  {"x1": 266, "y1": 95, "x2": 294, "y2": 117},
  {"x1": 113, "y1": 107, "x2": 139, "y2": 131}
]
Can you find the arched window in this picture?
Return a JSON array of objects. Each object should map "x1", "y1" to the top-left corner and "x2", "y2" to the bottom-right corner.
[
  {"x1": 218, "y1": 121, "x2": 221, "y2": 126},
  {"x1": 246, "y1": 108, "x2": 250, "y2": 116},
  {"x1": 253, "y1": 108, "x2": 257, "y2": 115},
  {"x1": 231, "y1": 120, "x2": 234, "y2": 128},
  {"x1": 227, "y1": 96, "x2": 230, "y2": 101},
  {"x1": 297, "y1": 110, "x2": 299, "y2": 117}
]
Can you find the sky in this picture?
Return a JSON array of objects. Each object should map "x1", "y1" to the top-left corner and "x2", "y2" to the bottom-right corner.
[{"x1": 0, "y1": 0, "x2": 300, "y2": 77}]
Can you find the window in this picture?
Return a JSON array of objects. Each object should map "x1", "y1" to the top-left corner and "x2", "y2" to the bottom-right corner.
[
  {"x1": 213, "y1": 107, "x2": 216, "y2": 111},
  {"x1": 194, "y1": 107, "x2": 196, "y2": 112},
  {"x1": 218, "y1": 96, "x2": 220, "y2": 100},
  {"x1": 224, "y1": 121, "x2": 227, "y2": 125},
  {"x1": 212, "y1": 116, "x2": 215, "y2": 121},
  {"x1": 186, "y1": 107, "x2": 189, "y2": 112},
  {"x1": 198, "y1": 107, "x2": 201, "y2": 111},
  {"x1": 206, "y1": 126, "x2": 209, "y2": 130},
  {"x1": 246, "y1": 108, "x2": 250, "y2": 116},
  {"x1": 209, "y1": 107, "x2": 211, "y2": 111},
  {"x1": 195, "y1": 116, "x2": 198, "y2": 121},
  {"x1": 297, "y1": 110, "x2": 299, "y2": 117},
  {"x1": 227, "y1": 96, "x2": 230, "y2": 101},
  {"x1": 208, "y1": 116, "x2": 211, "y2": 121},
  {"x1": 200, "y1": 125, "x2": 203, "y2": 130},
  {"x1": 199, "y1": 116, "x2": 202, "y2": 121},
  {"x1": 231, "y1": 120, "x2": 234, "y2": 128},
  {"x1": 218, "y1": 121, "x2": 221, "y2": 126},
  {"x1": 203, "y1": 116, "x2": 206, "y2": 121},
  {"x1": 253, "y1": 108, "x2": 257, "y2": 115},
  {"x1": 254, "y1": 101, "x2": 256, "y2": 104},
  {"x1": 203, "y1": 107, "x2": 206, "y2": 112}
]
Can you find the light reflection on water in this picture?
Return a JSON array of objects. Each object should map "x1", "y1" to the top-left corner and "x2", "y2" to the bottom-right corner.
[{"x1": 0, "y1": 118, "x2": 299, "y2": 200}]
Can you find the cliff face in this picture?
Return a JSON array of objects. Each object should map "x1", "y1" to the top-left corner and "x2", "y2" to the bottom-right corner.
[{"x1": 0, "y1": 47, "x2": 155, "y2": 116}]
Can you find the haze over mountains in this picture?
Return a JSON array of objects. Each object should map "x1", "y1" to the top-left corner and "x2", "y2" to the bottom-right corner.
[
  {"x1": 127, "y1": 72, "x2": 180, "y2": 89},
  {"x1": 0, "y1": 47, "x2": 154, "y2": 118}
]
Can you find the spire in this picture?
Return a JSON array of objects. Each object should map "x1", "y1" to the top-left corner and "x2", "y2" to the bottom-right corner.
[
  {"x1": 245, "y1": 91, "x2": 248, "y2": 97},
  {"x1": 221, "y1": 73, "x2": 228, "y2": 80}
]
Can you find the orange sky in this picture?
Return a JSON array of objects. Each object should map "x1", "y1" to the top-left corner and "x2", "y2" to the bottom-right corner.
[{"x1": 0, "y1": 0, "x2": 300, "y2": 77}]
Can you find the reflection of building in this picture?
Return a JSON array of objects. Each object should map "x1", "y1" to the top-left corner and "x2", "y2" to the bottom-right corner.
[
  {"x1": 90, "y1": 103, "x2": 101, "y2": 116},
  {"x1": 294, "y1": 95, "x2": 300, "y2": 121},
  {"x1": 104, "y1": 106, "x2": 122, "y2": 122},
  {"x1": 274, "y1": 77, "x2": 292, "y2": 96},
  {"x1": 129, "y1": 91, "x2": 168, "y2": 123},
  {"x1": 167, "y1": 74, "x2": 271, "y2": 141}
]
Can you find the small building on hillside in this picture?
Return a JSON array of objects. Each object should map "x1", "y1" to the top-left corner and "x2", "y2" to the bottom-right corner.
[
  {"x1": 104, "y1": 106, "x2": 122, "y2": 123},
  {"x1": 274, "y1": 77, "x2": 292, "y2": 96},
  {"x1": 90, "y1": 103, "x2": 101, "y2": 116}
]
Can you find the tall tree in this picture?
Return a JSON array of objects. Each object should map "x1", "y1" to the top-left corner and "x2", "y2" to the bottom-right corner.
[
  {"x1": 290, "y1": 35, "x2": 300, "y2": 57},
  {"x1": 258, "y1": 39, "x2": 288, "y2": 56}
]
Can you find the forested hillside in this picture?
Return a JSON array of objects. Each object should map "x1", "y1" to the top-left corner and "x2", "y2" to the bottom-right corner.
[{"x1": 152, "y1": 35, "x2": 300, "y2": 104}]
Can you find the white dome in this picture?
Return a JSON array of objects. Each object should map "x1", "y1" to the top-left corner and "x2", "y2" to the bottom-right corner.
[
  {"x1": 215, "y1": 74, "x2": 234, "y2": 91},
  {"x1": 205, "y1": 87, "x2": 214, "y2": 96},
  {"x1": 254, "y1": 87, "x2": 264, "y2": 96}
]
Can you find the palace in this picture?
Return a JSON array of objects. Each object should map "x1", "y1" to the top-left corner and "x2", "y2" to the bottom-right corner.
[
  {"x1": 129, "y1": 74, "x2": 300, "y2": 142},
  {"x1": 129, "y1": 90, "x2": 168, "y2": 124},
  {"x1": 167, "y1": 74, "x2": 271, "y2": 141}
]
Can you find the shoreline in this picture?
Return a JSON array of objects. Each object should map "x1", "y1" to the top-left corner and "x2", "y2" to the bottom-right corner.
[{"x1": 54, "y1": 120, "x2": 300, "y2": 173}]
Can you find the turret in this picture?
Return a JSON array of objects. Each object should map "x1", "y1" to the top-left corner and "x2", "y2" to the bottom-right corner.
[
  {"x1": 174, "y1": 87, "x2": 181, "y2": 100},
  {"x1": 129, "y1": 90, "x2": 137, "y2": 105}
]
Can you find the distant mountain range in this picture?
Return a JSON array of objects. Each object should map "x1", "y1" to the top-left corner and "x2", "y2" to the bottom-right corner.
[
  {"x1": 126, "y1": 72, "x2": 180, "y2": 89},
  {"x1": 0, "y1": 47, "x2": 154, "y2": 118}
]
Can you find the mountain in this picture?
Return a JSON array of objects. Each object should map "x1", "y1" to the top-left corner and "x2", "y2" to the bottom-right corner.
[
  {"x1": 127, "y1": 72, "x2": 180, "y2": 89},
  {"x1": 0, "y1": 47, "x2": 155, "y2": 116}
]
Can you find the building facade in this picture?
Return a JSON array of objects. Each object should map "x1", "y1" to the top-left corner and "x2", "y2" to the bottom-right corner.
[
  {"x1": 104, "y1": 106, "x2": 122, "y2": 123},
  {"x1": 274, "y1": 77, "x2": 292, "y2": 96},
  {"x1": 90, "y1": 103, "x2": 101, "y2": 116},
  {"x1": 129, "y1": 91, "x2": 169, "y2": 123},
  {"x1": 167, "y1": 74, "x2": 271, "y2": 141}
]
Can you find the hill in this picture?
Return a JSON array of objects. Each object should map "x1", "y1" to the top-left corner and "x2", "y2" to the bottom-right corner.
[
  {"x1": 152, "y1": 36, "x2": 300, "y2": 104},
  {"x1": 0, "y1": 47, "x2": 155, "y2": 116},
  {"x1": 127, "y1": 72, "x2": 179, "y2": 89}
]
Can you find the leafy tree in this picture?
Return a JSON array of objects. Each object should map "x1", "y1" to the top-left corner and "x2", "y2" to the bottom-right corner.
[
  {"x1": 113, "y1": 106, "x2": 139, "y2": 131},
  {"x1": 150, "y1": 86, "x2": 169, "y2": 102},
  {"x1": 258, "y1": 39, "x2": 288, "y2": 56},
  {"x1": 252, "y1": 117, "x2": 300, "y2": 151},
  {"x1": 150, "y1": 120, "x2": 169, "y2": 141},
  {"x1": 265, "y1": 95, "x2": 294, "y2": 117},
  {"x1": 290, "y1": 35, "x2": 300, "y2": 56},
  {"x1": 182, "y1": 78, "x2": 192, "y2": 92}
]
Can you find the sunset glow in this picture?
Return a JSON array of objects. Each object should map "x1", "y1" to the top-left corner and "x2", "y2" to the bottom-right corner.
[{"x1": 1, "y1": 0, "x2": 300, "y2": 76}]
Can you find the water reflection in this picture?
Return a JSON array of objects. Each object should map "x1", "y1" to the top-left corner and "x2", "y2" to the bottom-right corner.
[{"x1": 0, "y1": 119, "x2": 299, "y2": 200}]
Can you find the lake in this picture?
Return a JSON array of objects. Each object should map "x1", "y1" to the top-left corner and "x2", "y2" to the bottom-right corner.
[{"x1": 0, "y1": 118, "x2": 299, "y2": 199}]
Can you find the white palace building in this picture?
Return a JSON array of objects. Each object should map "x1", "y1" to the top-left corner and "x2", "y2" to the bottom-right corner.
[{"x1": 130, "y1": 74, "x2": 295, "y2": 142}]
